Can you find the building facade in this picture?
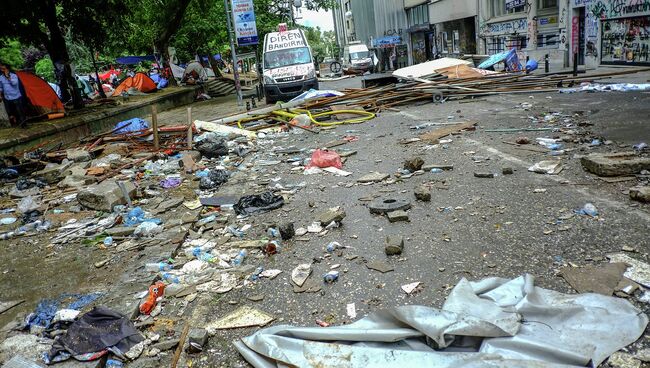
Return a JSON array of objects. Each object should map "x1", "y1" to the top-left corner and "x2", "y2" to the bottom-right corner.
[
  {"x1": 332, "y1": 0, "x2": 356, "y2": 55},
  {"x1": 478, "y1": 0, "x2": 568, "y2": 69},
  {"x1": 429, "y1": 0, "x2": 478, "y2": 57},
  {"x1": 569, "y1": 0, "x2": 650, "y2": 68}
]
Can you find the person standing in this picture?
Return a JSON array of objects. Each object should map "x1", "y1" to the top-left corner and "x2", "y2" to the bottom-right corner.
[{"x1": 0, "y1": 61, "x2": 27, "y2": 128}]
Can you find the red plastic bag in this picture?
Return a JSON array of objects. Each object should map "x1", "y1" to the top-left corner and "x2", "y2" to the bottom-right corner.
[{"x1": 307, "y1": 149, "x2": 342, "y2": 169}]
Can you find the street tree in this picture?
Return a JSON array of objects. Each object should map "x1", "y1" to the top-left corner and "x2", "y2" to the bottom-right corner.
[{"x1": 0, "y1": 0, "x2": 126, "y2": 108}]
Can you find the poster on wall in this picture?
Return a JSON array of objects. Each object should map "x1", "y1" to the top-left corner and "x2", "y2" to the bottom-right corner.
[
  {"x1": 232, "y1": 0, "x2": 258, "y2": 46},
  {"x1": 601, "y1": 16, "x2": 650, "y2": 65}
]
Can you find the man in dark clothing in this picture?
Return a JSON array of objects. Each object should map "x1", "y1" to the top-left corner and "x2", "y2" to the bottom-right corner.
[{"x1": 0, "y1": 61, "x2": 27, "y2": 127}]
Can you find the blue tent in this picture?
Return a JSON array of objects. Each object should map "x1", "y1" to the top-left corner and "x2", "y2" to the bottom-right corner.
[{"x1": 116, "y1": 55, "x2": 157, "y2": 65}]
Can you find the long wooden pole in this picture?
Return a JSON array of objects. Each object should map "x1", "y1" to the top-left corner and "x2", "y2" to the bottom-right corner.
[
  {"x1": 151, "y1": 105, "x2": 159, "y2": 150},
  {"x1": 187, "y1": 106, "x2": 192, "y2": 150}
]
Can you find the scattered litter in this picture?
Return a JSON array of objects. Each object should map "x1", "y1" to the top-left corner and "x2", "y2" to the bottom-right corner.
[
  {"x1": 401, "y1": 281, "x2": 421, "y2": 294},
  {"x1": 608, "y1": 253, "x2": 650, "y2": 288},
  {"x1": 206, "y1": 306, "x2": 274, "y2": 331},
  {"x1": 528, "y1": 160, "x2": 563, "y2": 174}
]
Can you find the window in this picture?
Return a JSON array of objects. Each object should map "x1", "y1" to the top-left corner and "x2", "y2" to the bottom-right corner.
[
  {"x1": 539, "y1": 0, "x2": 557, "y2": 9},
  {"x1": 537, "y1": 32, "x2": 559, "y2": 48},
  {"x1": 407, "y1": 4, "x2": 428, "y2": 27},
  {"x1": 490, "y1": 0, "x2": 524, "y2": 17}
]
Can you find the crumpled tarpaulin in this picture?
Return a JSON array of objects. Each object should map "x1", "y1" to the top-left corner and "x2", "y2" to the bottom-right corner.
[{"x1": 234, "y1": 274, "x2": 648, "y2": 368}]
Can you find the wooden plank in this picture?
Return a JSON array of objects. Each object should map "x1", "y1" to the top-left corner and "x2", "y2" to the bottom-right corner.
[{"x1": 418, "y1": 122, "x2": 476, "y2": 143}]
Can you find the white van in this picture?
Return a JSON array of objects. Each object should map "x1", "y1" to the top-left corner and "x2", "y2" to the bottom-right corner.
[
  {"x1": 262, "y1": 28, "x2": 318, "y2": 104},
  {"x1": 342, "y1": 42, "x2": 374, "y2": 74}
]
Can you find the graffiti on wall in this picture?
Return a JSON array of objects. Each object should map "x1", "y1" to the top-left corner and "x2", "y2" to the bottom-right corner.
[
  {"x1": 484, "y1": 18, "x2": 528, "y2": 35},
  {"x1": 590, "y1": 0, "x2": 650, "y2": 19}
]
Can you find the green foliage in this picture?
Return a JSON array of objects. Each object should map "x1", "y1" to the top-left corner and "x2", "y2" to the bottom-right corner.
[
  {"x1": 0, "y1": 39, "x2": 25, "y2": 69},
  {"x1": 35, "y1": 57, "x2": 55, "y2": 82}
]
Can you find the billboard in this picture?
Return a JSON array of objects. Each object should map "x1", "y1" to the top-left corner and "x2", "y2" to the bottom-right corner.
[{"x1": 232, "y1": 0, "x2": 258, "y2": 46}]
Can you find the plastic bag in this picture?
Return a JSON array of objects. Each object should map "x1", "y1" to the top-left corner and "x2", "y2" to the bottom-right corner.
[
  {"x1": 195, "y1": 135, "x2": 228, "y2": 158},
  {"x1": 134, "y1": 222, "x2": 162, "y2": 237},
  {"x1": 306, "y1": 149, "x2": 342, "y2": 169},
  {"x1": 234, "y1": 192, "x2": 284, "y2": 215},
  {"x1": 199, "y1": 169, "x2": 229, "y2": 190}
]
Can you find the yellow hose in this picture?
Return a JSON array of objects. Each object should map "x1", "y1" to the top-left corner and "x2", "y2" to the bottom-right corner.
[{"x1": 236, "y1": 107, "x2": 376, "y2": 130}]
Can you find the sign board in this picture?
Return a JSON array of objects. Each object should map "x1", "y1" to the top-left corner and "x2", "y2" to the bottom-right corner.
[
  {"x1": 505, "y1": 0, "x2": 525, "y2": 11},
  {"x1": 372, "y1": 35, "x2": 402, "y2": 48},
  {"x1": 232, "y1": 0, "x2": 258, "y2": 46},
  {"x1": 264, "y1": 30, "x2": 306, "y2": 52},
  {"x1": 571, "y1": 16, "x2": 580, "y2": 54}
]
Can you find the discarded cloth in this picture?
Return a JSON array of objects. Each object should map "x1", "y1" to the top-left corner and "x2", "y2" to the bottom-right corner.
[
  {"x1": 234, "y1": 274, "x2": 648, "y2": 368},
  {"x1": 26, "y1": 293, "x2": 103, "y2": 330},
  {"x1": 160, "y1": 177, "x2": 182, "y2": 189},
  {"x1": 234, "y1": 192, "x2": 284, "y2": 216},
  {"x1": 45, "y1": 306, "x2": 143, "y2": 364}
]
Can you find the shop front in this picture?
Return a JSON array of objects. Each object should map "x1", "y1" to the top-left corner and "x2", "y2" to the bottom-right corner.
[
  {"x1": 371, "y1": 35, "x2": 409, "y2": 71},
  {"x1": 571, "y1": 0, "x2": 650, "y2": 67}
]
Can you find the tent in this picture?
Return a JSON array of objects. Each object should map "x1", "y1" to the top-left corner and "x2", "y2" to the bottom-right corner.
[
  {"x1": 112, "y1": 73, "x2": 157, "y2": 96},
  {"x1": 15, "y1": 71, "x2": 65, "y2": 118},
  {"x1": 183, "y1": 61, "x2": 209, "y2": 82}
]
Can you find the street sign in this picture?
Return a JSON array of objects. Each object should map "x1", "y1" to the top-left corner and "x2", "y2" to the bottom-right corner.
[
  {"x1": 505, "y1": 0, "x2": 525, "y2": 11},
  {"x1": 232, "y1": 0, "x2": 258, "y2": 46}
]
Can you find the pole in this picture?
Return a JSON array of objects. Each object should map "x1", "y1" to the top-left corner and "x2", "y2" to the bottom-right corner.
[
  {"x1": 187, "y1": 107, "x2": 193, "y2": 149},
  {"x1": 224, "y1": 0, "x2": 243, "y2": 106},
  {"x1": 152, "y1": 105, "x2": 159, "y2": 150},
  {"x1": 90, "y1": 47, "x2": 107, "y2": 99},
  {"x1": 545, "y1": 54, "x2": 549, "y2": 73},
  {"x1": 573, "y1": 53, "x2": 578, "y2": 77}
]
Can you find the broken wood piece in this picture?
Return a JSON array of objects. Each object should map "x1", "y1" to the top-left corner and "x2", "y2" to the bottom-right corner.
[{"x1": 419, "y1": 121, "x2": 476, "y2": 143}]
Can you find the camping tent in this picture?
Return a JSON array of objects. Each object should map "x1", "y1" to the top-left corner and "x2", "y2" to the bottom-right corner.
[
  {"x1": 112, "y1": 73, "x2": 157, "y2": 96},
  {"x1": 183, "y1": 61, "x2": 209, "y2": 82},
  {"x1": 15, "y1": 71, "x2": 65, "y2": 118}
]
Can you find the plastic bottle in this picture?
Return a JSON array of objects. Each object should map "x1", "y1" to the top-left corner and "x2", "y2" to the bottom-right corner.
[
  {"x1": 323, "y1": 270, "x2": 339, "y2": 283},
  {"x1": 232, "y1": 250, "x2": 247, "y2": 266},
  {"x1": 145, "y1": 262, "x2": 172, "y2": 272},
  {"x1": 197, "y1": 215, "x2": 216, "y2": 226},
  {"x1": 161, "y1": 272, "x2": 180, "y2": 284},
  {"x1": 263, "y1": 240, "x2": 280, "y2": 255},
  {"x1": 184, "y1": 245, "x2": 214, "y2": 258},
  {"x1": 267, "y1": 228, "x2": 280, "y2": 238},
  {"x1": 430, "y1": 168, "x2": 443, "y2": 173},
  {"x1": 326, "y1": 241, "x2": 341, "y2": 253},
  {"x1": 227, "y1": 225, "x2": 245, "y2": 238},
  {"x1": 103, "y1": 236, "x2": 114, "y2": 246},
  {"x1": 0, "y1": 231, "x2": 16, "y2": 240}
]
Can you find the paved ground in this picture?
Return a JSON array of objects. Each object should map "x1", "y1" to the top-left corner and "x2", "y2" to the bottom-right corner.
[{"x1": 1, "y1": 68, "x2": 649, "y2": 367}]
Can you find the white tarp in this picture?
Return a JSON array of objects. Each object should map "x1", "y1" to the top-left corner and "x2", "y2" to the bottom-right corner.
[
  {"x1": 393, "y1": 58, "x2": 472, "y2": 79},
  {"x1": 234, "y1": 274, "x2": 648, "y2": 368}
]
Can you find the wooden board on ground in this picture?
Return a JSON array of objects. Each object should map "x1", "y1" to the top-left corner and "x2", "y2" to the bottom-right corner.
[
  {"x1": 419, "y1": 122, "x2": 477, "y2": 143},
  {"x1": 435, "y1": 64, "x2": 486, "y2": 79},
  {"x1": 393, "y1": 57, "x2": 472, "y2": 79}
]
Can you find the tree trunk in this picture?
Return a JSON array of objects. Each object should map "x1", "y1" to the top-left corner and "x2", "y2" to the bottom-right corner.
[
  {"x1": 154, "y1": 0, "x2": 193, "y2": 88},
  {"x1": 42, "y1": 0, "x2": 84, "y2": 109},
  {"x1": 90, "y1": 48, "x2": 107, "y2": 99}
]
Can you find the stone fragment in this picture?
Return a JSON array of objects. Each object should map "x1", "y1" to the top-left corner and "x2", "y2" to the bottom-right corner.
[
  {"x1": 357, "y1": 172, "x2": 390, "y2": 183},
  {"x1": 515, "y1": 136, "x2": 530, "y2": 144},
  {"x1": 474, "y1": 172, "x2": 494, "y2": 178},
  {"x1": 629, "y1": 186, "x2": 650, "y2": 203},
  {"x1": 581, "y1": 152, "x2": 650, "y2": 177},
  {"x1": 366, "y1": 260, "x2": 394, "y2": 273},
  {"x1": 404, "y1": 157, "x2": 424, "y2": 172},
  {"x1": 151, "y1": 338, "x2": 180, "y2": 352},
  {"x1": 387, "y1": 210, "x2": 409, "y2": 222},
  {"x1": 635, "y1": 348, "x2": 650, "y2": 362},
  {"x1": 66, "y1": 148, "x2": 92, "y2": 162},
  {"x1": 291, "y1": 264, "x2": 312, "y2": 287},
  {"x1": 187, "y1": 328, "x2": 208, "y2": 352},
  {"x1": 385, "y1": 236, "x2": 404, "y2": 255},
  {"x1": 279, "y1": 222, "x2": 295, "y2": 240},
  {"x1": 317, "y1": 207, "x2": 346, "y2": 225},
  {"x1": 180, "y1": 150, "x2": 202, "y2": 162},
  {"x1": 414, "y1": 185, "x2": 431, "y2": 201},
  {"x1": 102, "y1": 143, "x2": 130, "y2": 157},
  {"x1": 35, "y1": 161, "x2": 73, "y2": 184},
  {"x1": 77, "y1": 180, "x2": 136, "y2": 211},
  {"x1": 105, "y1": 226, "x2": 135, "y2": 237},
  {"x1": 502, "y1": 167, "x2": 514, "y2": 175}
]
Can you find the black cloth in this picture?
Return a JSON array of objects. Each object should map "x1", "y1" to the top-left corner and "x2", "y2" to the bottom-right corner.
[{"x1": 47, "y1": 306, "x2": 143, "y2": 359}]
